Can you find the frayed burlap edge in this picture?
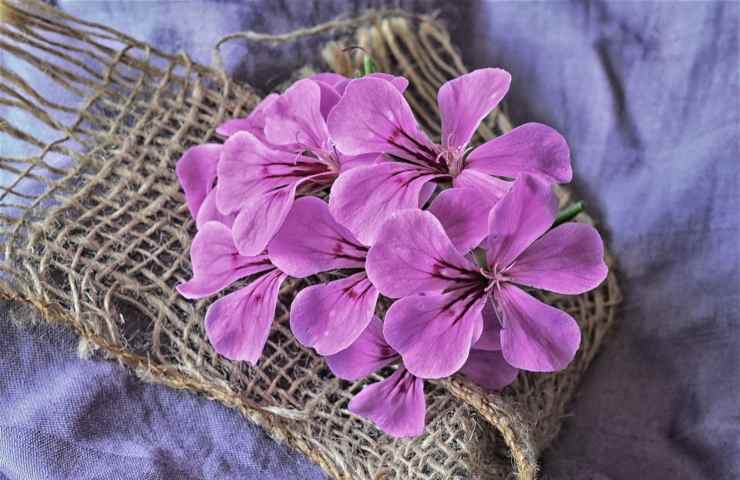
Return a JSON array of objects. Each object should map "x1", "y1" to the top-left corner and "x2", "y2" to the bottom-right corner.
[{"x1": 0, "y1": 1, "x2": 622, "y2": 478}]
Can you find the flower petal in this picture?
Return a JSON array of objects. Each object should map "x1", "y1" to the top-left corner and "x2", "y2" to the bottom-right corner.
[
  {"x1": 216, "y1": 93, "x2": 279, "y2": 139},
  {"x1": 269, "y1": 196, "x2": 366, "y2": 277},
  {"x1": 383, "y1": 291, "x2": 486, "y2": 378},
  {"x1": 508, "y1": 222, "x2": 608, "y2": 295},
  {"x1": 325, "y1": 316, "x2": 398, "y2": 381},
  {"x1": 216, "y1": 131, "x2": 325, "y2": 215},
  {"x1": 466, "y1": 123, "x2": 572, "y2": 183},
  {"x1": 495, "y1": 284, "x2": 581, "y2": 372},
  {"x1": 327, "y1": 77, "x2": 433, "y2": 161},
  {"x1": 264, "y1": 79, "x2": 330, "y2": 150},
  {"x1": 474, "y1": 296, "x2": 503, "y2": 351},
  {"x1": 310, "y1": 72, "x2": 347, "y2": 89},
  {"x1": 348, "y1": 368, "x2": 426, "y2": 438},
  {"x1": 204, "y1": 269, "x2": 286, "y2": 364},
  {"x1": 365, "y1": 209, "x2": 479, "y2": 298},
  {"x1": 177, "y1": 222, "x2": 273, "y2": 299},
  {"x1": 315, "y1": 79, "x2": 342, "y2": 120},
  {"x1": 460, "y1": 349, "x2": 518, "y2": 392},
  {"x1": 217, "y1": 132, "x2": 328, "y2": 256},
  {"x1": 428, "y1": 186, "x2": 501, "y2": 254},
  {"x1": 418, "y1": 180, "x2": 437, "y2": 208},
  {"x1": 333, "y1": 73, "x2": 409, "y2": 96},
  {"x1": 195, "y1": 190, "x2": 235, "y2": 229},
  {"x1": 486, "y1": 174, "x2": 558, "y2": 269},
  {"x1": 438, "y1": 68, "x2": 511, "y2": 149},
  {"x1": 329, "y1": 162, "x2": 441, "y2": 246},
  {"x1": 363, "y1": 73, "x2": 409, "y2": 93},
  {"x1": 176, "y1": 144, "x2": 221, "y2": 219},
  {"x1": 452, "y1": 168, "x2": 512, "y2": 198},
  {"x1": 290, "y1": 272, "x2": 379, "y2": 356},
  {"x1": 230, "y1": 182, "x2": 300, "y2": 257},
  {"x1": 338, "y1": 152, "x2": 383, "y2": 172}
]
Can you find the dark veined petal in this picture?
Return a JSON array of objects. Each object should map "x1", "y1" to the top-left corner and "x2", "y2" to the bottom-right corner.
[
  {"x1": 204, "y1": 269, "x2": 287, "y2": 364},
  {"x1": 290, "y1": 272, "x2": 379, "y2": 356},
  {"x1": 269, "y1": 196, "x2": 366, "y2": 278},
  {"x1": 216, "y1": 131, "x2": 330, "y2": 256},
  {"x1": 177, "y1": 222, "x2": 273, "y2": 299},
  {"x1": 329, "y1": 162, "x2": 441, "y2": 247},
  {"x1": 383, "y1": 290, "x2": 486, "y2": 379},
  {"x1": 348, "y1": 368, "x2": 426, "y2": 438},
  {"x1": 366, "y1": 209, "x2": 479, "y2": 299},
  {"x1": 216, "y1": 131, "x2": 326, "y2": 215},
  {"x1": 327, "y1": 77, "x2": 433, "y2": 162},
  {"x1": 325, "y1": 316, "x2": 398, "y2": 381}
]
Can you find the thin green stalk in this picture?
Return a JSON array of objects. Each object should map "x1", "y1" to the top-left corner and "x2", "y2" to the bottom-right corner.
[
  {"x1": 552, "y1": 201, "x2": 584, "y2": 227},
  {"x1": 363, "y1": 55, "x2": 377, "y2": 75}
]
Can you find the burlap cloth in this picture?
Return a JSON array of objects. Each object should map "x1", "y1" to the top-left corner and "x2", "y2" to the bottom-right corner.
[{"x1": 0, "y1": 1, "x2": 621, "y2": 478}]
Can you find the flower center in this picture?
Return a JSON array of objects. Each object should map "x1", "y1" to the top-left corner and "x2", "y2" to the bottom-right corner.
[
  {"x1": 433, "y1": 144, "x2": 467, "y2": 177},
  {"x1": 481, "y1": 263, "x2": 510, "y2": 292}
]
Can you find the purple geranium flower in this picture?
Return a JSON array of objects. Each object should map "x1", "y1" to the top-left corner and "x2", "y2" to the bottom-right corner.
[
  {"x1": 176, "y1": 221, "x2": 287, "y2": 364},
  {"x1": 175, "y1": 90, "x2": 284, "y2": 230},
  {"x1": 215, "y1": 73, "x2": 407, "y2": 142},
  {"x1": 325, "y1": 316, "x2": 517, "y2": 437},
  {"x1": 366, "y1": 175, "x2": 608, "y2": 378},
  {"x1": 326, "y1": 317, "x2": 424, "y2": 438},
  {"x1": 326, "y1": 68, "x2": 572, "y2": 245},
  {"x1": 268, "y1": 196, "x2": 378, "y2": 355},
  {"x1": 214, "y1": 74, "x2": 408, "y2": 257}
]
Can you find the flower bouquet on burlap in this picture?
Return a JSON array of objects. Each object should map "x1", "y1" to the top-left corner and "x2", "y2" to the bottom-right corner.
[{"x1": 0, "y1": 1, "x2": 621, "y2": 478}]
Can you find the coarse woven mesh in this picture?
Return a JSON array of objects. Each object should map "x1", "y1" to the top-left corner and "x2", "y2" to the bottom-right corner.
[{"x1": 0, "y1": 2, "x2": 622, "y2": 478}]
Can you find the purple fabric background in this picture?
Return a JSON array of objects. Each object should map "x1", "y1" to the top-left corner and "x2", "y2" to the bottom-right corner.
[{"x1": 1, "y1": 1, "x2": 738, "y2": 479}]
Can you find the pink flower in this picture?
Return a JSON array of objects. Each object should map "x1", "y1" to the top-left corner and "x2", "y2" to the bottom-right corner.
[
  {"x1": 326, "y1": 68, "x2": 572, "y2": 245},
  {"x1": 216, "y1": 93, "x2": 280, "y2": 141},
  {"x1": 176, "y1": 91, "x2": 283, "y2": 229},
  {"x1": 326, "y1": 317, "x2": 425, "y2": 438},
  {"x1": 268, "y1": 196, "x2": 378, "y2": 356},
  {"x1": 325, "y1": 316, "x2": 517, "y2": 438},
  {"x1": 176, "y1": 221, "x2": 287, "y2": 364},
  {"x1": 365, "y1": 175, "x2": 607, "y2": 378},
  {"x1": 213, "y1": 73, "x2": 409, "y2": 257}
]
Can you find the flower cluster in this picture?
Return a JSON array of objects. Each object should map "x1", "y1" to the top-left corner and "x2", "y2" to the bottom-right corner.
[{"x1": 176, "y1": 68, "x2": 608, "y2": 438}]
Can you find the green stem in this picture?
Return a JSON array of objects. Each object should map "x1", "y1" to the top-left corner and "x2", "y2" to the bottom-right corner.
[
  {"x1": 363, "y1": 55, "x2": 377, "y2": 75},
  {"x1": 552, "y1": 201, "x2": 584, "y2": 227}
]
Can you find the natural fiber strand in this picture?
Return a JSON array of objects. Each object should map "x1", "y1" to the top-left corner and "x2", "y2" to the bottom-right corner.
[{"x1": 0, "y1": 2, "x2": 621, "y2": 478}]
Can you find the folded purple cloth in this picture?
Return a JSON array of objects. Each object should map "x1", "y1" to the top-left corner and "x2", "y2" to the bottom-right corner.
[{"x1": 0, "y1": 307, "x2": 326, "y2": 479}]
